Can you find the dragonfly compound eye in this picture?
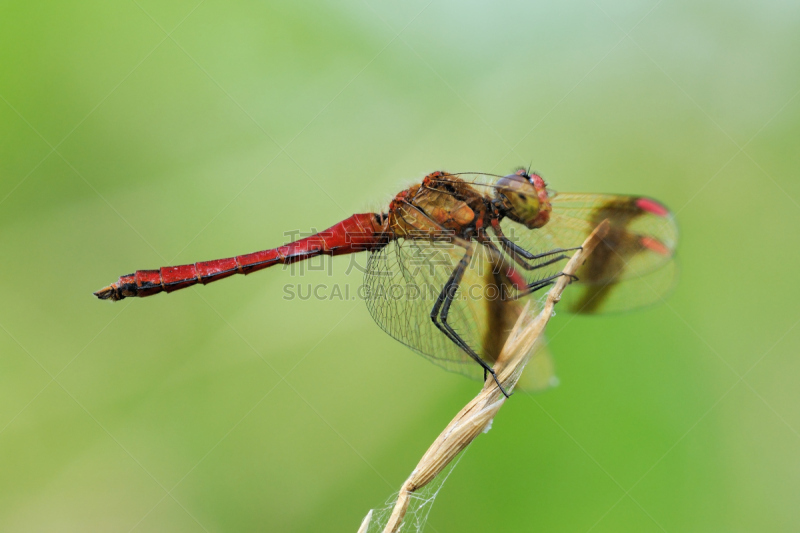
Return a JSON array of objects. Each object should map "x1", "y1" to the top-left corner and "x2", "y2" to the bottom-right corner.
[{"x1": 496, "y1": 173, "x2": 542, "y2": 228}]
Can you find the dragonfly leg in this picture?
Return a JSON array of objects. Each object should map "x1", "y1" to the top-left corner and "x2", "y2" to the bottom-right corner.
[
  {"x1": 477, "y1": 237, "x2": 563, "y2": 281},
  {"x1": 430, "y1": 248, "x2": 474, "y2": 356},
  {"x1": 503, "y1": 242, "x2": 582, "y2": 272},
  {"x1": 513, "y1": 252, "x2": 569, "y2": 271},
  {"x1": 491, "y1": 223, "x2": 581, "y2": 271},
  {"x1": 511, "y1": 272, "x2": 579, "y2": 300},
  {"x1": 508, "y1": 241, "x2": 581, "y2": 262},
  {"x1": 430, "y1": 246, "x2": 512, "y2": 398}
]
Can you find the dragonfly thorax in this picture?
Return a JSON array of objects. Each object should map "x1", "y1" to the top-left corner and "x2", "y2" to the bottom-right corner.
[{"x1": 495, "y1": 170, "x2": 551, "y2": 229}]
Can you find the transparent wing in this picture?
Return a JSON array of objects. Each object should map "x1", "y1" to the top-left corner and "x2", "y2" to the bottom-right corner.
[
  {"x1": 515, "y1": 335, "x2": 559, "y2": 393},
  {"x1": 364, "y1": 203, "x2": 536, "y2": 381},
  {"x1": 521, "y1": 192, "x2": 676, "y2": 279},
  {"x1": 559, "y1": 259, "x2": 678, "y2": 314},
  {"x1": 509, "y1": 192, "x2": 678, "y2": 313},
  {"x1": 436, "y1": 173, "x2": 678, "y2": 314},
  {"x1": 366, "y1": 237, "x2": 537, "y2": 380}
]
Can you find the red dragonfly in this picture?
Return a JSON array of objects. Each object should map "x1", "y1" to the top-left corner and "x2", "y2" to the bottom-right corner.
[{"x1": 95, "y1": 170, "x2": 677, "y2": 396}]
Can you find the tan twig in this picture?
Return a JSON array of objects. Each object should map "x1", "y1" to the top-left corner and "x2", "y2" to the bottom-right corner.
[
  {"x1": 359, "y1": 220, "x2": 609, "y2": 533},
  {"x1": 357, "y1": 510, "x2": 373, "y2": 533}
]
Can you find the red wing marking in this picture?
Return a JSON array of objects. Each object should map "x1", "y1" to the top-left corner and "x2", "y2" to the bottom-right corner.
[
  {"x1": 640, "y1": 236, "x2": 671, "y2": 256},
  {"x1": 636, "y1": 197, "x2": 670, "y2": 217}
]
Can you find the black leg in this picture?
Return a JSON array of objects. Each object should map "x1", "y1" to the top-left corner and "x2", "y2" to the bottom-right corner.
[
  {"x1": 502, "y1": 242, "x2": 577, "y2": 272},
  {"x1": 430, "y1": 246, "x2": 512, "y2": 398},
  {"x1": 492, "y1": 224, "x2": 581, "y2": 271},
  {"x1": 511, "y1": 272, "x2": 579, "y2": 300},
  {"x1": 516, "y1": 253, "x2": 570, "y2": 271},
  {"x1": 479, "y1": 238, "x2": 565, "y2": 280},
  {"x1": 430, "y1": 255, "x2": 473, "y2": 356}
]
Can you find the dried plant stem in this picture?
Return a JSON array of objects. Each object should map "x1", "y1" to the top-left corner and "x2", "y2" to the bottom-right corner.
[{"x1": 359, "y1": 221, "x2": 609, "y2": 533}]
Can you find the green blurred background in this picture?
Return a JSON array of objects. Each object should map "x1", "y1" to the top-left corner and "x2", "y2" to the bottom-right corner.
[{"x1": 2, "y1": 1, "x2": 799, "y2": 531}]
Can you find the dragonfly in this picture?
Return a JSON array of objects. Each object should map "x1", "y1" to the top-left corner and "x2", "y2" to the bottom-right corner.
[{"x1": 95, "y1": 170, "x2": 677, "y2": 396}]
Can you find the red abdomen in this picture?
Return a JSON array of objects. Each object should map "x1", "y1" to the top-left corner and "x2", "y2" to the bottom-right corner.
[{"x1": 94, "y1": 213, "x2": 388, "y2": 301}]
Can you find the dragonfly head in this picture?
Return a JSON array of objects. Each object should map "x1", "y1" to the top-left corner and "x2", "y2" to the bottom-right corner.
[{"x1": 495, "y1": 169, "x2": 551, "y2": 228}]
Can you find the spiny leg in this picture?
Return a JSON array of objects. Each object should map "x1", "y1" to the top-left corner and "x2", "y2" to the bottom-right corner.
[
  {"x1": 430, "y1": 253, "x2": 473, "y2": 356},
  {"x1": 505, "y1": 240, "x2": 580, "y2": 263},
  {"x1": 511, "y1": 272, "x2": 579, "y2": 300},
  {"x1": 440, "y1": 278, "x2": 515, "y2": 396},
  {"x1": 501, "y1": 241, "x2": 577, "y2": 271},
  {"x1": 509, "y1": 249, "x2": 570, "y2": 272},
  {"x1": 429, "y1": 245, "x2": 511, "y2": 398},
  {"x1": 491, "y1": 222, "x2": 580, "y2": 271}
]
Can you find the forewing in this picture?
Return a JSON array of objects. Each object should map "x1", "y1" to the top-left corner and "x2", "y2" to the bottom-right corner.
[
  {"x1": 416, "y1": 173, "x2": 679, "y2": 314},
  {"x1": 500, "y1": 192, "x2": 678, "y2": 314},
  {"x1": 559, "y1": 258, "x2": 678, "y2": 314},
  {"x1": 438, "y1": 174, "x2": 677, "y2": 277}
]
